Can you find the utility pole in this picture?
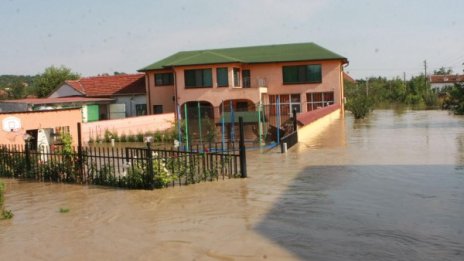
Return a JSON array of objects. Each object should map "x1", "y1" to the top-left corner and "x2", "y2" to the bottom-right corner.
[{"x1": 403, "y1": 72, "x2": 406, "y2": 83}]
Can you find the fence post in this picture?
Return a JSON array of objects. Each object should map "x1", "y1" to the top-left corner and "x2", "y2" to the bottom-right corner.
[
  {"x1": 239, "y1": 117, "x2": 247, "y2": 178},
  {"x1": 77, "y1": 123, "x2": 83, "y2": 176},
  {"x1": 292, "y1": 109, "x2": 297, "y2": 132},
  {"x1": 146, "y1": 142, "x2": 154, "y2": 189},
  {"x1": 25, "y1": 139, "x2": 31, "y2": 177}
]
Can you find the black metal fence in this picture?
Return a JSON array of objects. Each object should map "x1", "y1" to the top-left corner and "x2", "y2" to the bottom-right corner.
[{"x1": 0, "y1": 143, "x2": 242, "y2": 189}]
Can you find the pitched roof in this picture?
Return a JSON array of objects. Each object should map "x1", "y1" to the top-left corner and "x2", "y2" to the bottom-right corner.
[
  {"x1": 429, "y1": 74, "x2": 464, "y2": 84},
  {"x1": 63, "y1": 74, "x2": 146, "y2": 97},
  {"x1": 1, "y1": 97, "x2": 114, "y2": 105},
  {"x1": 139, "y1": 42, "x2": 348, "y2": 71}
]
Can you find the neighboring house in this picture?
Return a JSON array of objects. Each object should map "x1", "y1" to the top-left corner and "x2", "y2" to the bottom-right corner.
[
  {"x1": 139, "y1": 42, "x2": 348, "y2": 120},
  {"x1": 49, "y1": 74, "x2": 147, "y2": 120},
  {"x1": 429, "y1": 74, "x2": 464, "y2": 91}
]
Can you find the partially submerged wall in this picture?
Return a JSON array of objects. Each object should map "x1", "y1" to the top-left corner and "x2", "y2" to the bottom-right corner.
[
  {"x1": 297, "y1": 104, "x2": 342, "y2": 143},
  {"x1": 81, "y1": 113, "x2": 175, "y2": 143},
  {"x1": 0, "y1": 109, "x2": 82, "y2": 146}
]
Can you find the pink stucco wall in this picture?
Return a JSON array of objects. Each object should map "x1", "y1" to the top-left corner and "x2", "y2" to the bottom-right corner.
[
  {"x1": 145, "y1": 71, "x2": 176, "y2": 115},
  {"x1": 0, "y1": 109, "x2": 82, "y2": 146},
  {"x1": 145, "y1": 59, "x2": 345, "y2": 114},
  {"x1": 81, "y1": 113, "x2": 175, "y2": 143}
]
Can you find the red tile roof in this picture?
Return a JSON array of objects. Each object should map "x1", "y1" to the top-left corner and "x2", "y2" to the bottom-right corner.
[
  {"x1": 429, "y1": 74, "x2": 464, "y2": 84},
  {"x1": 2, "y1": 97, "x2": 114, "y2": 105},
  {"x1": 64, "y1": 74, "x2": 146, "y2": 97}
]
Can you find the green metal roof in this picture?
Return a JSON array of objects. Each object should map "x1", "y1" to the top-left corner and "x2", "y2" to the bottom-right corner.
[{"x1": 139, "y1": 42, "x2": 348, "y2": 71}]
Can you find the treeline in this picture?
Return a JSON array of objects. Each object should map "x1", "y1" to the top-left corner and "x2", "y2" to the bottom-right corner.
[
  {"x1": 0, "y1": 66, "x2": 79, "y2": 99},
  {"x1": 345, "y1": 72, "x2": 464, "y2": 118},
  {"x1": 345, "y1": 74, "x2": 439, "y2": 108},
  {"x1": 0, "y1": 75, "x2": 38, "y2": 99}
]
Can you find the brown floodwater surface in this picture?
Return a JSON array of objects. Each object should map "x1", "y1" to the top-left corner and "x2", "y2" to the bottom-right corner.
[{"x1": 1, "y1": 109, "x2": 464, "y2": 260}]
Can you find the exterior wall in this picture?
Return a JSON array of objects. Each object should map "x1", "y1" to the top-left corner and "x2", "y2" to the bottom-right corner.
[
  {"x1": 0, "y1": 109, "x2": 82, "y2": 146},
  {"x1": 250, "y1": 60, "x2": 343, "y2": 112},
  {"x1": 113, "y1": 95, "x2": 147, "y2": 117},
  {"x1": 145, "y1": 60, "x2": 344, "y2": 114},
  {"x1": 297, "y1": 106, "x2": 342, "y2": 144},
  {"x1": 81, "y1": 113, "x2": 175, "y2": 143},
  {"x1": 48, "y1": 84, "x2": 83, "y2": 98},
  {"x1": 173, "y1": 63, "x2": 264, "y2": 108},
  {"x1": 145, "y1": 70, "x2": 176, "y2": 114}
]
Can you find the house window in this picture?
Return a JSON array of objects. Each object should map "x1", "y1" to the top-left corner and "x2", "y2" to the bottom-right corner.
[
  {"x1": 233, "y1": 68, "x2": 240, "y2": 87},
  {"x1": 135, "y1": 104, "x2": 147, "y2": 116},
  {"x1": 269, "y1": 94, "x2": 301, "y2": 116},
  {"x1": 184, "y1": 69, "x2": 212, "y2": 88},
  {"x1": 216, "y1": 67, "x2": 228, "y2": 87},
  {"x1": 282, "y1": 64, "x2": 322, "y2": 84},
  {"x1": 153, "y1": 105, "x2": 163, "y2": 114},
  {"x1": 306, "y1": 91, "x2": 334, "y2": 111},
  {"x1": 155, "y1": 73, "x2": 174, "y2": 86},
  {"x1": 242, "y1": 70, "x2": 251, "y2": 88}
]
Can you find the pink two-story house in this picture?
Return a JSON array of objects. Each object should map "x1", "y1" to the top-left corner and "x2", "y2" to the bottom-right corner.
[{"x1": 139, "y1": 42, "x2": 348, "y2": 121}]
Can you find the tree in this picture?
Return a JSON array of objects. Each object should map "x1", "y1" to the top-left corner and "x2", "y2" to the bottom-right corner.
[
  {"x1": 32, "y1": 66, "x2": 80, "y2": 97},
  {"x1": 443, "y1": 83, "x2": 464, "y2": 115},
  {"x1": 433, "y1": 67, "x2": 453, "y2": 75},
  {"x1": 8, "y1": 80, "x2": 27, "y2": 99}
]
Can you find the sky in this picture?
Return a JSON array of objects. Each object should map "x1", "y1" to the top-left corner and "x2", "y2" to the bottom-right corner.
[{"x1": 0, "y1": 0, "x2": 463, "y2": 80}]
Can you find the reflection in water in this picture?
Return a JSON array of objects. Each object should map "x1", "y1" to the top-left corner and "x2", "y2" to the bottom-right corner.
[{"x1": 1, "y1": 110, "x2": 464, "y2": 260}]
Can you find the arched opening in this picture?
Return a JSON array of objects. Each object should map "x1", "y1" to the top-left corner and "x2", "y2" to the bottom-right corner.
[{"x1": 179, "y1": 101, "x2": 216, "y2": 145}]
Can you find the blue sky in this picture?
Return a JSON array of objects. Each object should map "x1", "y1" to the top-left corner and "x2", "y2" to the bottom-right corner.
[{"x1": 1, "y1": 0, "x2": 463, "y2": 79}]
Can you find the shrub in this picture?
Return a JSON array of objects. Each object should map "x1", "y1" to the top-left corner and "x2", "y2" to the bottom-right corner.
[
  {"x1": 0, "y1": 180, "x2": 14, "y2": 220},
  {"x1": 345, "y1": 95, "x2": 373, "y2": 119}
]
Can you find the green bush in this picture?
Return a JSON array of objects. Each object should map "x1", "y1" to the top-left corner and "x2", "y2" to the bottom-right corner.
[
  {"x1": 0, "y1": 180, "x2": 14, "y2": 220},
  {"x1": 345, "y1": 96, "x2": 373, "y2": 119}
]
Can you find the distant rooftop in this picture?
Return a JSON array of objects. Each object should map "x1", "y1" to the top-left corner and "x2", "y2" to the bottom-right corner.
[
  {"x1": 139, "y1": 42, "x2": 348, "y2": 71},
  {"x1": 429, "y1": 74, "x2": 464, "y2": 84},
  {"x1": 62, "y1": 73, "x2": 146, "y2": 97}
]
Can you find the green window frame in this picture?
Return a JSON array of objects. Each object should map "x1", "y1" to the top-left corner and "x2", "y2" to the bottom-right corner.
[
  {"x1": 155, "y1": 73, "x2": 174, "y2": 86},
  {"x1": 184, "y1": 69, "x2": 213, "y2": 88},
  {"x1": 282, "y1": 64, "x2": 322, "y2": 84},
  {"x1": 216, "y1": 67, "x2": 228, "y2": 87}
]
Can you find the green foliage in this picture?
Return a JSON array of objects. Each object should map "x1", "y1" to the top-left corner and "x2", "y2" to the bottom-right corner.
[
  {"x1": 345, "y1": 83, "x2": 373, "y2": 119},
  {"x1": 1, "y1": 209, "x2": 14, "y2": 219},
  {"x1": 443, "y1": 84, "x2": 464, "y2": 115},
  {"x1": 433, "y1": 67, "x2": 453, "y2": 75},
  {"x1": 204, "y1": 118, "x2": 217, "y2": 143},
  {"x1": 0, "y1": 180, "x2": 14, "y2": 220},
  {"x1": 0, "y1": 181, "x2": 5, "y2": 209},
  {"x1": 0, "y1": 75, "x2": 36, "y2": 100},
  {"x1": 61, "y1": 132, "x2": 73, "y2": 157},
  {"x1": 59, "y1": 208, "x2": 70, "y2": 213},
  {"x1": 346, "y1": 95, "x2": 373, "y2": 119},
  {"x1": 347, "y1": 74, "x2": 440, "y2": 108},
  {"x1": 32, "y1": 65, "x2": 80, "y2": 98}
]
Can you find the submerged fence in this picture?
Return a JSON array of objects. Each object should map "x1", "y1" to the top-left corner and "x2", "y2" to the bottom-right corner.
[{"x1": 0, "y1": 143, "x2": 242, "y2": 189}]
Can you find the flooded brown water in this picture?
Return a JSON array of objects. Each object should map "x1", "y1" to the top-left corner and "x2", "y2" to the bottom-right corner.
[{"x1": 1, "y1": 109, "x2": 464, "y2": 260}]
